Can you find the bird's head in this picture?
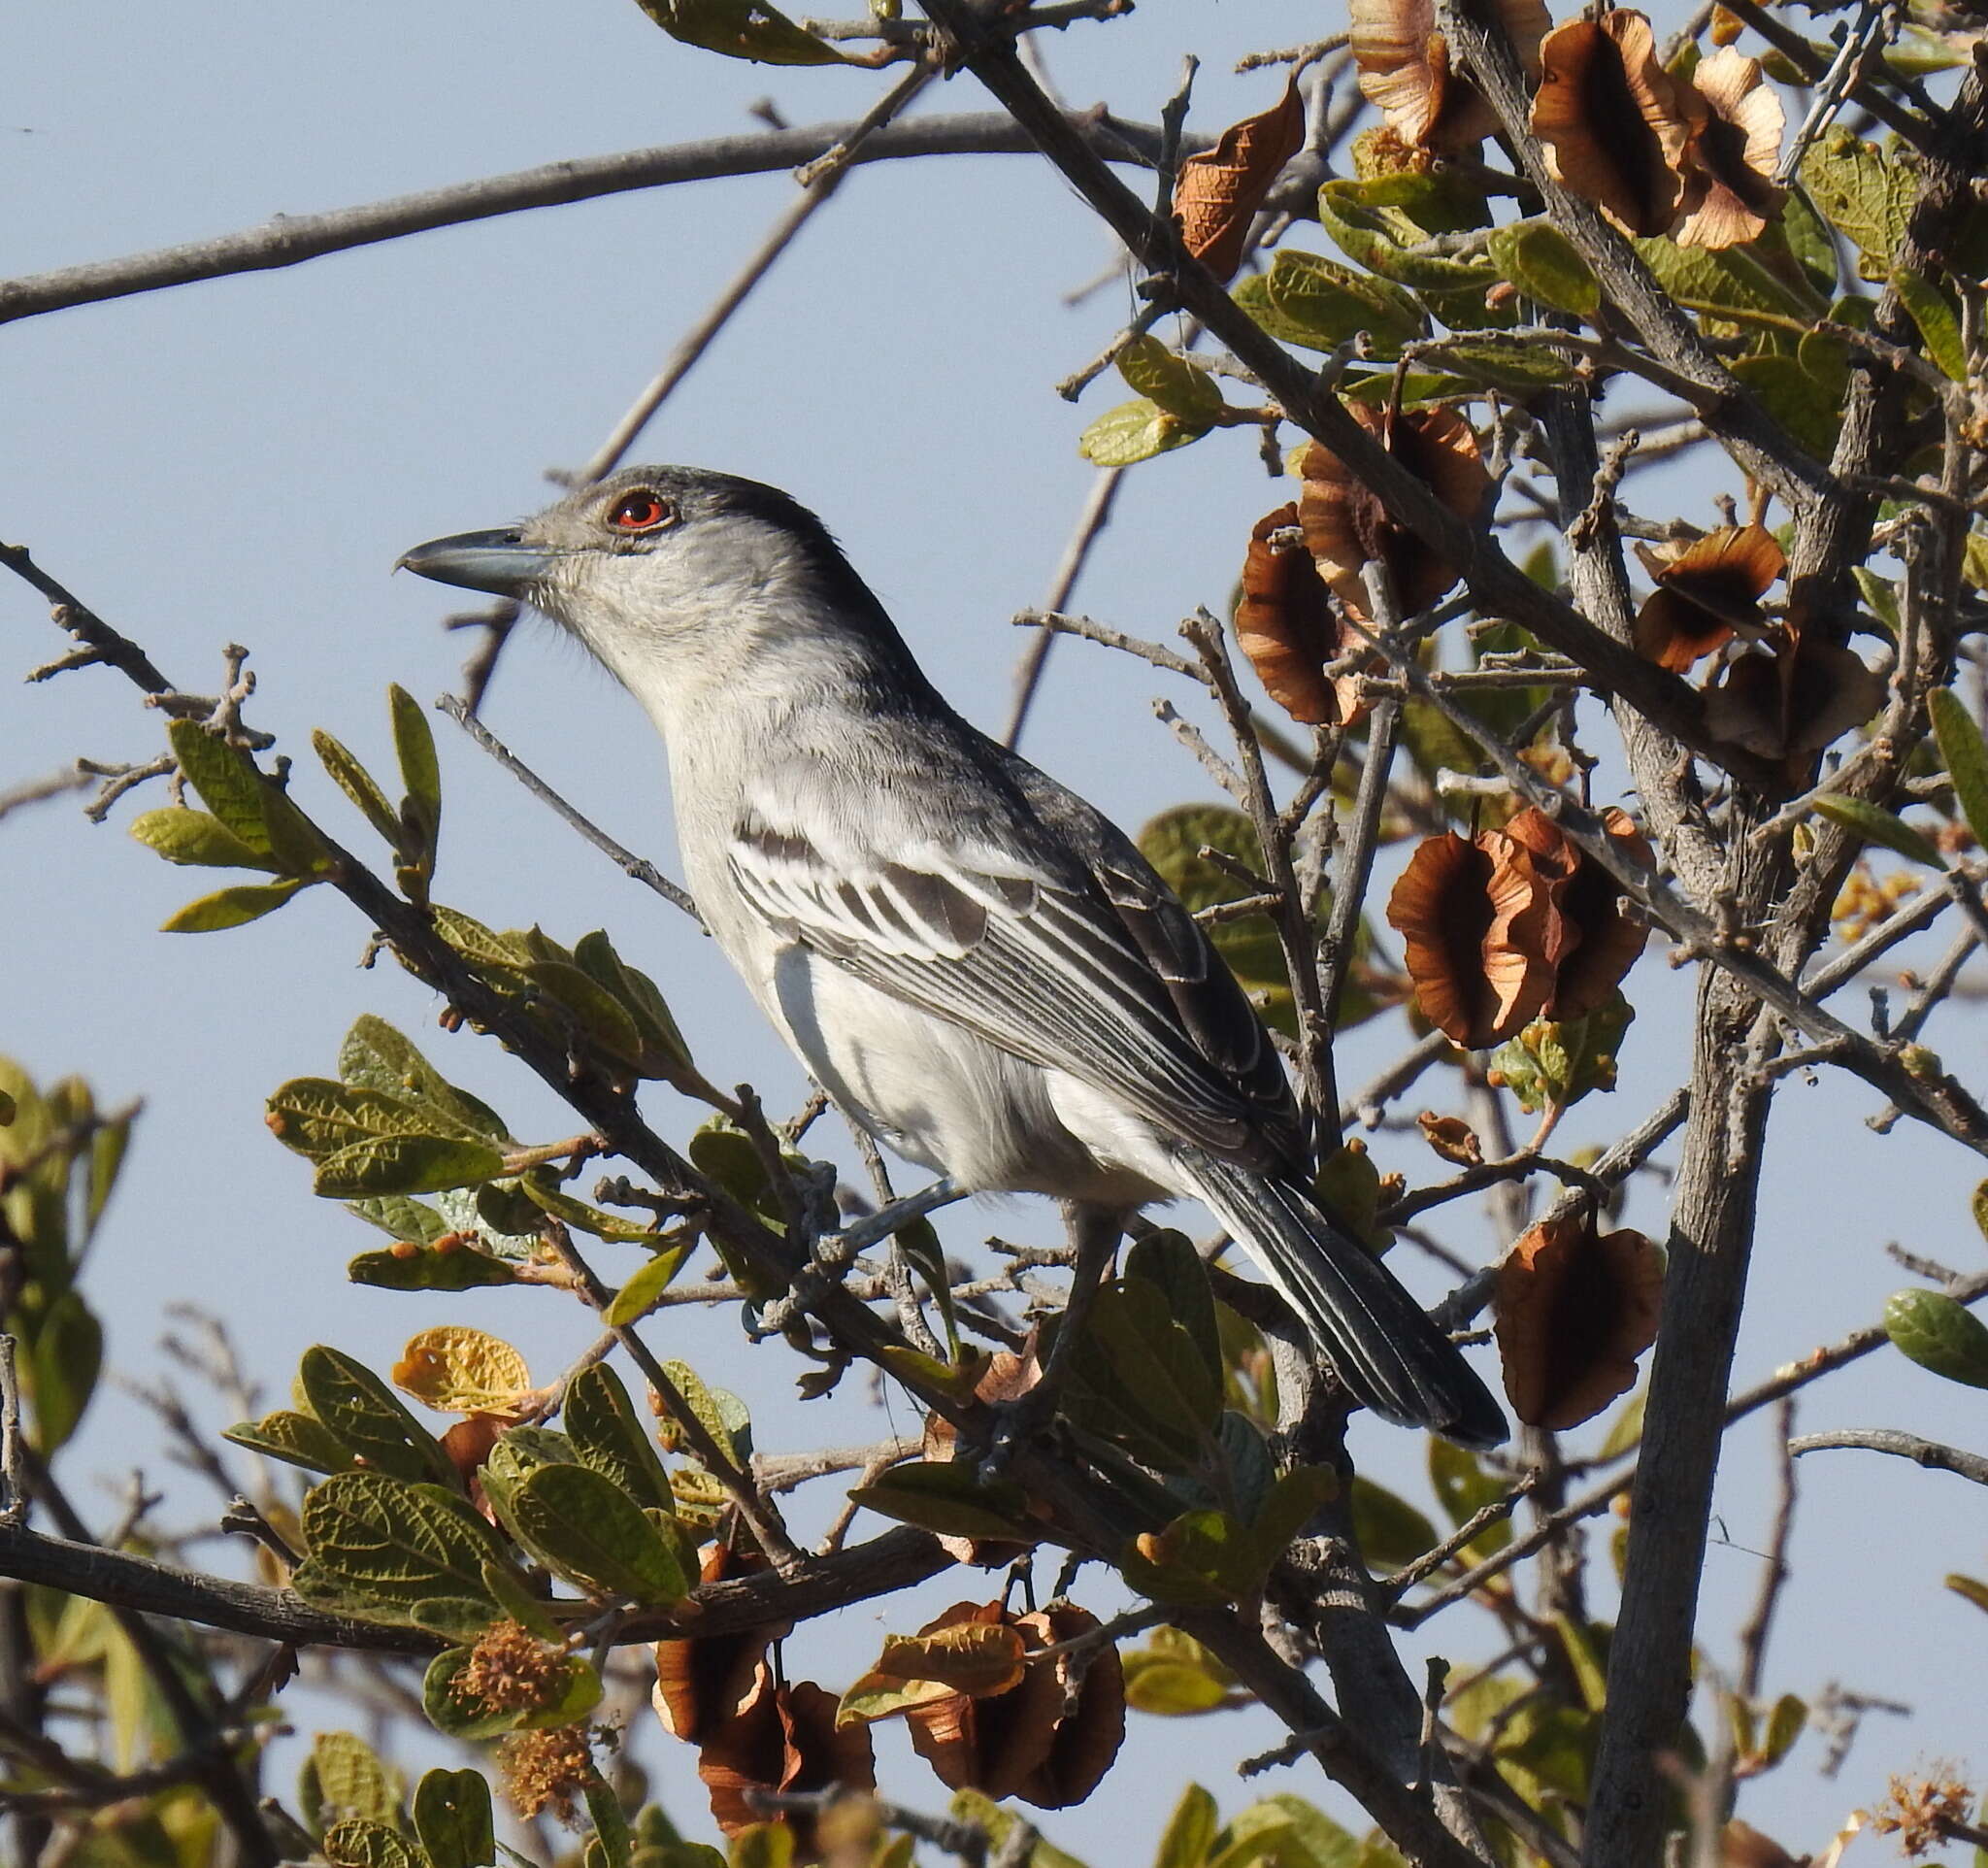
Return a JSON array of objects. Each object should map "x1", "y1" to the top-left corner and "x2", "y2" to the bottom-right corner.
[{"x1": 398, "y1": 466, "x2": 910, "y2": 715}]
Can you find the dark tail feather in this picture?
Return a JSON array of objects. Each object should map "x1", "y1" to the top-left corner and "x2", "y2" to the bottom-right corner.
[{"x1": 1176, "y1": 1148, "x2": 1508, "y2": 1449}]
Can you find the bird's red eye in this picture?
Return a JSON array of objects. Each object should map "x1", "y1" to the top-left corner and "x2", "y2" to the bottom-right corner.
[{"x1": 609, "y1": 491, "x2": 674, "y2": 533}]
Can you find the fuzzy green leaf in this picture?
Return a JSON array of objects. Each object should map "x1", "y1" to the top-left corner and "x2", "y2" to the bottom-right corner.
[
  {"x1": 298, "y1": 1345, "x2": 458, "y2": 1486},
  {"x1": 1487, "y1": 221, "x2": 1599, "y2": 317},
  {"x1": 160, "y1": 876, "x2": 311, "y2": 931},
  {"x1": 348, "y1": 1245, "x2": 519, "y2": 1291},
  {"x1": 847, "y1": 1461, "x2": 1034, "y2": 1540},
  {"x1": 1894, "y1": 270, "x2": 1968, "y2": 380},
  {"x1": 1801, "y1": 130, "x2": 1915, "y2": 272},
  {"x1": 1116, "y1": 337, "x2": 1226, "y2": 423},
  {"x1": 604, "y1": 1244, "x2": 695, "y2": 1326},
  {"x1": 314, "y1": 728, "x2": 405, "y2": 849},
  {"x1": 129, "y1": 808, "x2": 279, "y2": 871},
  {"x1": 1929, "y1": 687, "x2": 1988, "y2": 855},
  {"x1": 1811, "y1": 794, "x2": 1947, "y2": 870},
  {"x1": 294, "y1": 1472, "x2": 502, "y2": 1623},
  {"x1": 563, "y1": 1365, "x2": 674, "y2": 1513},
  {"x1": 496, "y1": 1463, "x2": 689, "y2": 1604},
  {"x1": 166, "y1": 719, "x2": 274, "y2": 852},
  {"x1": 1078, "y1": 398, "x2": 1212, "y2": 468},
  {"x1": 414, "y1": 1768, "x2": 496, "y2": 1868},
  {"x1": 223, "y1": 1408, "x2": 360, "y2": 1476},
  {"x1": 338, "y1": 1016, "x2": 511, "y2": 1140},
  {"x1": 1884, "y1": 1287, "x2": 1988, "y2": 1387},
  {"x1": 313, "y1": 1133, "x2": 508, "y2": 1199}
]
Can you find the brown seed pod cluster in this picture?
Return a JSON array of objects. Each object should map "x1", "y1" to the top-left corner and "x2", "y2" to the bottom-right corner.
[{"x1": 1387, "y1": 807, "x2": 1649, "y2": 1050}]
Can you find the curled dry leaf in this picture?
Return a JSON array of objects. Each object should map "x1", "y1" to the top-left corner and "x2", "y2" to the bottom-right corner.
[
  {"x1": 653, "y1": 1544, "x2": 792, "y2": 1745},
  {"x1": 441, "y1": 1411, "x2": 511, "y2": 1518},
  {"x1": 1417, "y1": 1112, "x2": 1485, "y2": 1166},
  {"x1": 1235, "y1": 505, "x2": 1371, "y2": 727},
  {"x1": 1174, "y1": 76, "x2": 1307, "y2": 284},
  {"x1": 897, "y1": 1602, "x2": 1126, "y2": 1810},
  {"x1": 1677, "y1": 49, "x2": 1786, "y2": 250},
  {"x1": 1352, "y1": 0, "x2": 1551, "y2": 151},
  {"x1": 1495, "y1": 1208, "x2": 1664, "y2": 1429},
  {"x1": 1385, "y1": 829, "x2": 1562, "y2": 1049},
  {"x1": 1298, "y1": 405, "x2": 1491, "y2": 620},
  {"x1": 1633, "y1": 524, "x2": 1786, "y2": 672},
  {"x1": 696, "y1": 1666, "x2": 875, "y2": 1848},
  {"x1": 1532, "y1": 10, "x2": 1706, "y2": 238},
  {"x1": 1500, "y1": 806, "x2": 1652, "y2": 1018}
]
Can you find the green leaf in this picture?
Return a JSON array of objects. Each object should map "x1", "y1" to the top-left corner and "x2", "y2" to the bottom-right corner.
[
  {"x1": 847, "y1": 1461, "x2": 1035, "y2": 1540},
  {"x1": 604, "y1": 1244, "x2": 694, "y2": 1325},
  {"x1": 298, "y1": 1345, "x2": 458, "y2": 1486},
  {"x1": 269, "y1": 1078, "x2": 483, "y2": 1160},
  {"x1": 889, "y1": 1214, "x2": 959, "y2": 1360},
  {"x1": 1257, "y1": 249, "x2": 1423, "y2": 353},
  {"x1": 223, "y1": 1408, "x2": 359, "y2": 1476},
  {"x1": 1137, "y1": 804, "x2": 1303, "y2": 1035},
  {"x1": 1153, "y1": 1784, "x2": 1218, "y2": 1868},
  {"x1": 129, "y1": 808, "x2": 279, "y2": 871},
  {"x1": 388, "y1": 681, "x2": 442, "y2": 846},
  {"x1": 563, "y1": 1365, "x2": 674, "y2": 1513},
  {"x1": 520, "y1": 1171, "x2": 657, "y2": 1244},
  {"x1": 1432, "y1": 333, "x2": 1576, "y2": 390},
  {"x1": 947, "y1": 1791, "x2": 1089, "y2": 1868},
  {"x1": 346, "y1": 1193, "x2": 450, "y2": 1246},
  {"x1": 315, "y1": 728, "x2": 406, "y2": 850},
  {"x1": 1884, "y1": 1287, "x2": 1988, "y2": 1387},
  {"x1": 657, "y1": 1358, "x2": 752, "y2": 1466},
  {"x1": 414, "y1": 1768, "x2": 496, "y2": 1868},
  {"x1": 1489, "y1": 991, "x2": 1637, "y2": 1115},
  {"x1": 729, "y1": 1828, "x2": 796, "y2": 1868},
  {"x1": 1348, "y1": 1477, "x2": 1438, "y2": 1573},
  {"x1": 573, "y1": 931, "x2": 694, "y2": 1078},
  {"x1": 1250, "y1": 1464, "x2": 1337, "y2": 1564},
  {"x1": 1894, "y1": 270, "x2": 1968, "y2": 380},
  {"x1": 1316, "y1": 183, "x2": 1496, "y2": 291},
  {"x1": 160, "y1": 876, "x2": 310, "y2": 931},
  {"x1": 338, "y1": 1015, "x2": 510, "y2": 1140},
  {"x1": 1120, "y1": 1509, "x2": 1257, "y2": 1606},
  {"x1": 1761, "y1": 1692, "x2": 1806, "y2": 1766},
  {"x1": 431, "y1": 905, "x2": 534, "y2": 970},
  {"x1": 349, "y1": 1243, "x2": 520, "y2": 1291},
  {"x1": 1078, "y1": 398, "x2": 1212, "y2": 468},
  {"x1": 1801, "y1": 130, "x2": 1915, "y2": 273},
  {"x1": 496, "y1": 1463, "x2": 689, "y2": 1603},
  {"x1": 631, "y1": 0, "x2": 851, "y2": 65},
  {"x1": 1077, "y1": 1279, "x2": 1223, "y2": 1467},
  {"x1": 1487, "y1": 220, "x2": 1599, "y2": 317},
  {"x1": 1810, "y1": 794, "x2": 1947, "y2": 870},
  {"x1": 1126, "y1": 1229, "x2": 1221, "y2": 1391},
  {"x1": 322, "y1": 1818, "x2": 425, "y2": 1868},
  {"x1": 294, "y1": 1473, "x2": 502, "y2": 1625},
  {"x1": 1117, "y1": 337, "x2": 1225, "y2": 423},
  {"x1": 1634, "y1": 236, "x2": 1819, "y2": 323},
  {"x1": 28, "y1": 1290, "x2": 101, "y2": 1452},
  {"x1": 1930, "y1": 687, "x2": 1988, "y2": 854},
  {"x1": 313, "y1": 1731, "x2": 402, "y2": 1826},
  {"x1": 1727, "y1": 353, "x2": 1839, "y2": 460},
  {"x1": 166, "y1": 719, "x2": 274, "y2": 853},
  {"x1": 525, "y1": 958, "x2": 650, "y2": 1070},
  {"x1": 314, "y1": 1133, "x2": 509, "y2": 1199}
]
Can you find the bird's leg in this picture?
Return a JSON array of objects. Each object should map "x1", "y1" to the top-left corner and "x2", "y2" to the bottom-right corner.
[{"x1": 985, "y1": 1201, "x2": 1125, "y2": 1472}]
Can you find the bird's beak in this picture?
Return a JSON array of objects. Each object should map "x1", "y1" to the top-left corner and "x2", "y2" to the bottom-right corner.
[{"x1": 396, "y1": 529, "x2": 554, "y2": 597}]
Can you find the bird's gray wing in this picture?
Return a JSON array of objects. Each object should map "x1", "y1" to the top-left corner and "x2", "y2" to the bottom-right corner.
[{"x1": 727, "y1": 810, "x2": 1292, "y2": 1169}]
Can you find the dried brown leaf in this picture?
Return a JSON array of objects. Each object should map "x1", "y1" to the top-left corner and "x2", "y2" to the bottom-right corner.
[
  {"x1": 1416, "y1": 1113, "x2": 1485, "y2": 1166},
  {"x1": 1174, "y1": 77, "x2": 1307, "y2": 283}
]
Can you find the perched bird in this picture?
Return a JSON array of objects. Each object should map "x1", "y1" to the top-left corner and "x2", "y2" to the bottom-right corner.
[{"x1": 400, "y1": 467, "x2": 1506, "y2": 1448}]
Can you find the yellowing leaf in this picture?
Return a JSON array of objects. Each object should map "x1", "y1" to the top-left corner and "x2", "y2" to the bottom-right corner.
[
  {"x1": 160, "y1": 877, "x2": 311, "y2": 931},
  {"x1": 392, "y1": 1326, "x2": 533, "y2": 1416},
  {"x1": 1077, "y1": 398, "x2": 1211, "y2": 468},
  {"x1": 630, "y1": 0, "x2": 851, "y2": 65}
]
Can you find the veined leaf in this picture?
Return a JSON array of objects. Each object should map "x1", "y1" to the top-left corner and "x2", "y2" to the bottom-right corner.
[
  {"x1": 293, "y1": 1473, "x2": 502, "y2": 1622},
  {"x1": 414, "y1": 1768, "x2": 496, "y2": 1868},
  {"x1": 129, "y1": 808, "x2": 279, "y2": 872},
  {"x1": 313, "y1": 1133, "x2": 508, "y2": 1198},
  {"x1": 161, "y1": 877, "x2": 310, "y2": 931},
  {"x1": 562, "y1": 1364, "x2": 674, "y2": 1512},
  {"x1": 298, "y1": 1344, "x2": 458, "y2": 1485},
  {"x1": 1811, "y1": 793, "x2": 1947, "y2": 870},
  {"x1": 1884, "y1": 1287, "x2": 1988, "y2": 1387},
  {"x1": 1117, "y1": 337, "x2": 1226, "y2": 424},
  {"x1": 1078, "y1": 399, "x2": 1212, "y2": 468},
  {"x1": 1929, "y1": 687, "x2": 1988, "y2": 853},
  {"x1": 495, "y1": 1462, "x2": 689, "y2": 1604}
]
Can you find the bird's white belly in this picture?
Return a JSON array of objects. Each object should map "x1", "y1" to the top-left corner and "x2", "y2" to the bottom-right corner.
[{"x1": 760, "y1": 941, "x2": 1164, "y2": 1206}]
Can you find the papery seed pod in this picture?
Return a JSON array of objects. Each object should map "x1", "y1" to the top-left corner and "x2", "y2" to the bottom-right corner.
[
  {"x1": 1352, "y1": 0, "x2": 1551, "y2": 152},
  {"x1": 1495, "y1": 1208, "x2": 1664, "y2": 1428},
  {"x1": 1298, "y1": 406, "x2": 1492, "y2": 620},
  {"x1": 1532, "y1": 11, "x2": 1706, "y2": 238},
  {"x1": 653, "y1": 1544, "x2": 791, "y2": 1745},
  {"x1": 1501, "y1": 806, "x2": 1652, "y2": 1017},
  {"x1": 696, "y1": 1669, "x2": 875, "y2": 1852},
  {"x1": 1386, "y1": 829, "x2": 1563, "y2": 1049},
  {"x1": 1633, "y1": 524, "x2": 1786, "y2": 672},
  {"x1": 1234, "y1": 505, "x2": 1371, "y2": 726},
  {"x1": 1676, "y1": 48, "x2": 1787, "y2": 250}
]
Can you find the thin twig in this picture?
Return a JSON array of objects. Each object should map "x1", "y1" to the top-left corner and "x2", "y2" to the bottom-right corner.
[{"x1": 1787, "y1": 1428, "x2": 1988, "y2": 1486}]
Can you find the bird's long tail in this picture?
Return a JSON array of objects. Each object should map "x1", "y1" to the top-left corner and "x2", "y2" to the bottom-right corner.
[{"x1": 1175, "y1": 1147, "x2": 1508, "y2": 1449}]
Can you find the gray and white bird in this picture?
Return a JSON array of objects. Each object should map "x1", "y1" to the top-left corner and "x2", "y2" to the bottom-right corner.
[{"x1": 400, "y1": 467, "x2": 1506, "y2": 1448}]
